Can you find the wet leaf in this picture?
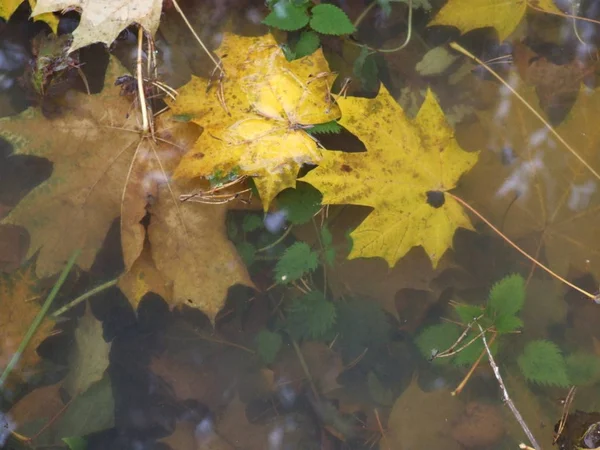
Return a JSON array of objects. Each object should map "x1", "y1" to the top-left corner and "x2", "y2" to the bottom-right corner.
[
  {"x1": 63, "y1": 305, "x2": 110, "y2": 396},
  {"x1": 262, "y1": 0, "x2": 309, "y2": 31},
  {"x1": 0, "y1": 0, "x2": 59, "y2": 33},
  {"x1": 518, "y1": 339, "x2": 569, "y2": 387},
  {"x1": 32, "y1": 0, "x2": 162, "y2": 51},
  {"x1": 302, "y1": 85, "x2": 479, "y2": 267},
  {"x1": 309, "y1": 4, "x2": 355, "y2": 36},
  {"x1": 170, "y1": 33, "x2": 341, "y2": 209},
  {"x1": 274, "y1": 241, "x2": 319, "y2": 283},
  {"x1": 429, "y1": 0, "x2": 562, "y2": 41},
  {"x1": 0, "y1": 264, "x2": 52, "y2": 386},
  {"x1": 256, "y1": 330, "x2": 282, "y2": 364},
  {"x1": 384, "y1": 377, "x2": 463, "y2": 450}
]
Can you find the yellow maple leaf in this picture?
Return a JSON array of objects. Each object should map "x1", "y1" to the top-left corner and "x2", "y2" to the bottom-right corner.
[
  {"x1": 429, "y1": 0, "x2": 562, "y2": 41},
  {"x1": 0, "y1": 264, "x2": 53, "y2": 386},
  {"x1": 31, "y1": 0, "x2": 162, "y2": 51},
  {"x1": 0, "y1": 0, "x2": 59, "y2": 33},
  {"x1": 301, "y1": 85, "x2": 478, "y2": 268},
  {"x1": 170, "y1": 33, "x2": 340, "y2": 210}
]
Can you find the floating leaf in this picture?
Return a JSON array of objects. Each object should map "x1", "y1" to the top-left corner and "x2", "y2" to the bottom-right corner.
[
  {"x1": 416, "y1": 323, "x2": 461, "y2": 361},
  {"x1": 310, "y1": 4, "x2": 355, "y2": 35},
  {"x1": 302, "y1": 85, "x2": 478, "y2": 267},
  {"x1": 274, "y1": 242, "x2": 319, "y2": 283},
  {"x1": 518, "y1": 340, "x2": 569, "y2": 387},
  {"x1": 262, "y1": 0, "x2": 310, "y2": 31},
  {"x1": 487, "y1": 274, "x2": 526, "y2": 318}
]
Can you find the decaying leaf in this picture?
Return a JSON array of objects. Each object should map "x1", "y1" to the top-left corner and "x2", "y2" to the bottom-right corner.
[
  {"x1": 170, "y1": 33, "x2": 341, "y2": 209},
  {"x1": 429, "y1": 0, "x2": 562, "y2": 41},
  {"x1": 384, "y1": 377, "x2": 463, "y2": 450},
  {"x1": 63, "y1": 304, "x2": 110, "y2": 396},
  {"x1": 458, "y1": 79, "x2": 600, "y2": 281},
  {"x1": 0, "y1": 264, "x2": 52, "y2": 386},
  {"x1": 31, "y1": 0, "x2": 162, "y2": 51},
  {"x1": 302, "y1": 84, "x2": 479, "y2": 267}
]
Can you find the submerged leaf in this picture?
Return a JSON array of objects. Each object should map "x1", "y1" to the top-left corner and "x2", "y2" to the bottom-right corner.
[
  {"x1": 274, "y1": 242, "x2": 319, "y2": 283},
  {"x1": 310, "y1": 4, "x2": 355, "y2": 35},
  {"x1": 286, "y1": 291, "x2": 336, "y2": 340},
  {"x1": 518, "y1": 340, "x2": 569, "y2": 387},
  {"x1": 256, "y1": 330, "x2": 283, "y2": 364}
]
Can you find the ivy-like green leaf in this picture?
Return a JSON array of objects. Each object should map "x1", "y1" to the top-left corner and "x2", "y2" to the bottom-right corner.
[
  {"x1": 274, "y1": 242, "x2": 319, "y2": 283},
  {"x1": 263, "y1": 0, "x2": 310, "y2": 31},
  {"x1": 309, "y1": 4, "x2": 356, "y2": 35},
  {"x1": 294, "y1": 30, "x2": 321, "y2": 58},
  {"x1": 518, "y1": 340, "x2": 569, "y2": 387},
  {"x1": 256, "y1": 330, "x2": 283, "y2": 364},
  {"x1": 277, "y1": 183, "x2": 322, "y2": 225},
  {"x1": 286, "y1": 291, "x2": 336, "y2": 340}
]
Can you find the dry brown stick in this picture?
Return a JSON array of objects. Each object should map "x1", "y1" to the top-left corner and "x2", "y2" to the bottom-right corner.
[{"x1": 476, "y1": 323, "x2": 541, "y2": 450}]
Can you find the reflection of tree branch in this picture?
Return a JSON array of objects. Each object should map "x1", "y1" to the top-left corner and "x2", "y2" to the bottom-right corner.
[{"x1": 476, "y1": 323, "x2": 541, "y2": 450}]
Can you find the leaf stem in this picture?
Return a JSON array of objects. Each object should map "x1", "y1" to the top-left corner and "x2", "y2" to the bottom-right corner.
[
  {"x1": 256, "y1": 226, "x2": 293, "y2": 253},
  {"x1": 0, "y1": 250, "x2": 80, "y2": 388},
  {"x1": 449, "y1": 192, "x2": 596, "y2": 300},
  {"x1": 51, "y1": 278, "x2": 119, "y2": 318},
  {"x1": 449, "y1": 41, "x2": 600, "y2": 183}
]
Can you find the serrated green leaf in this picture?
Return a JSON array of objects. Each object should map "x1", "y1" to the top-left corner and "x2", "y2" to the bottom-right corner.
[
  {"x1": 353, "y1": 46, "x2": 379, "y2": 91},
  {"x1": 488, "y1": 274, "x2": 525, "y2": 318},
  {"x1": 237, "y1": 241, "x2": 256, "y2": 266},
  {"x1": 306, "y1": 120, "x2": 342, "y2": 135},
  {"x1": 453, "y1": 304, "x2": 483, "y2": 324},
  {"x1": 518, "y1": 340, "x2": 569, "y2": 387},
  {"x1": 277, "y1": 183, "x2": 323, "y2": 225},
  {"x1": 63, "y1": 437, "x2": 87, "y2": 450},
  {"x1": 320, "y1": 225, "x2": 333, "y2": 247},
  {"x1": 494, "y1": 314, "x2": 523, "y2": 334},
  {"x1": 294, "y1": 30, "x2": 321, "y2": 58},
  {"x1": 566, "y1": 352, "x2": 600, "y2": 386},
  {"x1": 242, "y1": 214, "x2": 263, "y2": 232},
  {"x1": 256, "y1": 330, "x2": 283, "y2": 364},
  {"x1": 286, "y1": 291, "x2": 336, "y2": 340},
  {"x1": 309, "y1": 4, "x2": 355, "y2": 35},
  {"x1": 416, "y1": 323, "x2": 461, "y2": 360},
  {"x1": 275, "y1": 242, "x2": 319, "y2": 283},
  {"x1": 263, "y1": 0, "x2": 310, "y2": 31},
  {"x1": 324, "y1": 247, "x2": 336, "y2": 266}
]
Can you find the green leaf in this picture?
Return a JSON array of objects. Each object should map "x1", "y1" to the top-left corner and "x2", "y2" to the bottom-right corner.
[
  {"x1": 275, "y1": 242, "x2": 319, "y2": 283},
  {"x1": 487, "y1": 274, "x2": 525, "y2": 318},
  {"x1": 263, "y1": 0, "x2": 310, "y2": 31},
  {"x1": 566, "y1": 352, "x2": 600, "y2": 386},
  {"x1": 227, "y1": 219, "x2": 238, "y2": 241},
  {"x1": 256, "y1": 330, "x2": 283, "y2": 364},
  {"x1": 242, "y1": 214, "x2": 263, "y2": 232},
  {"x1": 493, "y1": 314, "x2": 523, "y2": 334},
  {"x1": 320, "y1": 226, "x2": 336, "y2": 266},
  {"x1": 237, "y1": 241, "x2": 256, "y2": 266},
  {"x1": 286, "y1": 291, "x2": 336, "y2": 340},
  {"x1": 63, "y1": 437, "x2": 87, "y2": 450},
  {"x1": 309, "y1": 4, "x2": 356, "y2": 35},
  {"x1": 277, "y1": 182, "x2": 323, "y2": 225},
  {"x1": 320, "y1": 225, "x2": 333, "y2": 247},
  {"x1": 416, "y1": 323, "x2": 461, "y2": 361},
  {"x1": 335, "y1": 298, "x2": 390, "y2": 361},
  {"x1": 367, "y1": 372, "x2": 394, "y2": 406},
  {"x1": 453, "y1": 304, "x2": 483, "y2": 323},
  {"x1": 306, "y1": 120, "x2": 342, "y2": 135},
  {"x1": 353, "y1": 46, "x2": 379, "y2": 91},
  {"x1": 294, "y1": 30, "x2": 321, "y2": 58},
  {"x1": 518, "y1": 340, "x2": 569, "y2": 387}
]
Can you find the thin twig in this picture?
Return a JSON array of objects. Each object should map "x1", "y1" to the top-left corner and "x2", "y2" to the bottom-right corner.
[
  {"x1": 452, "y1": 333, "x2": 496, "y2": 396},
  {"x1": 137, "y1": 27, "x2": 149, "y2": 133},
  {"x1": 51, "y1": 278, "x2": 118, "y2": 318},
  {"x1": 256, "y1": 226, "x2": 293, "y2": 253},
  {"x1": 449, "y1": 192, "x2": 596, "y2": 300},
  {"x1": 449, "y1": 41, "x2": 600, "y2": 183},
  {"x1": 476, "y1": 324, "x2": 541, "y2": 450},
  {"x1": 0, "y1": 250, "x2": 80, "y2": 387},
  {"x1": 170, "y1": 0, "x2": 223, "y2": 72}
]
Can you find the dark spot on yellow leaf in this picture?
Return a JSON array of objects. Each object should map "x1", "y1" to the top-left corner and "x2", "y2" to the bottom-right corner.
[
  {"x1": 341, "y1": 164, "x2": 352, "y2": 172},
  {"x1": 426, "y1": 190, "x2": 445, "y2": 208},
  {"x1": 194, "y1": 152, "x2": 205, "y2": 159}
]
